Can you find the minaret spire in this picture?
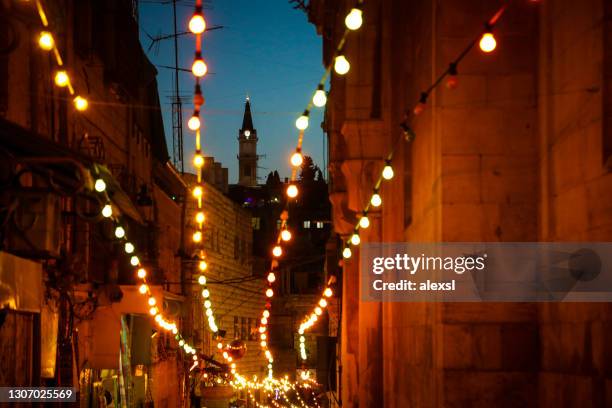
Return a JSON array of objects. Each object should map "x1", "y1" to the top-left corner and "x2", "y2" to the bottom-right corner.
[{"x1": 241, "y1": 96, "x2": 254, "y2": 131}]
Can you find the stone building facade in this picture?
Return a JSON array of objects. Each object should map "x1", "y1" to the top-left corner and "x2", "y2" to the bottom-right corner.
[{"x1": 309, "y1": 0, "x2": 612, "y2": 406}]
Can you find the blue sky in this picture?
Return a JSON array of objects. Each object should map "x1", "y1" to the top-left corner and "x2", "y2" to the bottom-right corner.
[{"x1": 139, "y1": 0, "x2": 326, "y2": 183}]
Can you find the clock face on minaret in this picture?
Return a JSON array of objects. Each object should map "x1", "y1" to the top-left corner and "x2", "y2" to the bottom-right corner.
[{"x1": 238, "y1": 97, "x2": 258, "y2": 186}]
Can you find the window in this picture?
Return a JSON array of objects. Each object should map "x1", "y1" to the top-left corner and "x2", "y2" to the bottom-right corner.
[
  {"x1": 241, "y1": 317, "x2": 247, "y2": 340},
  {"x1": 303, "y1": 220, "x2": 311, "y2": 229},
  {"x1": 316, "y1": 221, "x2": 324, "y2": 229}
]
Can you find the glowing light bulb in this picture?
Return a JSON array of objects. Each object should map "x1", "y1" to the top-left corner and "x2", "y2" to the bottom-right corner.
[
  {"x1": 281, "y1": 229, "x2": 292, "y2": 242},
  {"x1": 350, "y1": 233, "x2": 360, "y2": 246},
  {"x1": 295, "y1": 114, "x2": 309, "y2": 130},
  {"x1": 319, "y1": 299, "x2": 327, "y2": 308},
  {"x1": 272, "y1": 245, "x2": 282, "y2": 257},
  {"x1": 266, "y1": 288, "x2": 274, "y2": 298},
  {"x1": 193, "y1": 154, "x2": 204, "y2": 168},
  {"x1": 149, "y1": 307, "x2": 158, "y2": 316},
  {"x1": 290, "y1": 152, "x2": 304, "y2": 167},
  {"x1": 73, "y1": 96, "x2": 88, "y2": 111},
  {"x1": 286, "y1": 184, "x2": 298, "y2": 198},
  {"x1": 382, "y1": 165, "x2": 394, "y2": 180},
  {"x1": 195, "y1": 212, "x2": 205, "y2": 224},
  {"x1": 479, "y1": 32, "x2": 496, "y2": 53},
  {"x1": 198, "y1": 275, "x2": 206, "y2": 285},
  {"x1": 179, "y1": 340, "x2": 185, "y2": 346},
  {"x1": 324, "y1": 287, "x2": 333, "y2": 297},
  {"x1": 101, "y1": 204, "x2": 112, "y2": 218},
  {"x1": 313, "y1": 88, "x2": 327, "y2": 108},
  {"x1": 124, "y1": 242, "x2": 135, "y2": 254},
  {"x1": 204, "y1": 300, "x2": 211, "y2": 308},
  {"x1": 137, "y1": 268, "x2": 146, "y2": 279},
  {"x1": 188, "y1": 116, "x2": 201, "y2": 132},
  {"x1": 370, "y1": 193, "x2": 382, "y2": 207},
  {"x1": 345, "y1": 7, "x2": 363, "y2": 30},
  {"x1": 446, "y1": 75, "x2": 459, "y2": 89},
  {"x1": 130, "y1": 255, "x2": 139, "y2": 266},
  {"x1": 193, "y1": 231, "x2": 202, "y2": 242},
  {"x1": 94, "y1": 179, "x2": 106, "y2": 192},
  {"x1": 192, "y1": 59, "x2": 208, "y2": 77},
  {"x1": 139, "y1": 284, "x2": 148, "y2": 294},
  {"x1": 260, "y1": 340, "x2": 267, "y2": 347},
  {"x1": 189, "y1": 14, "x2": 206, "y2": 34},
  {"x1": 342, "y1": 247, "x2": 352, "y2": 259},
  {"x1": 359, "y1": 215, "x2": 370, "y2": 229},
  {"x1": 198, "y1": 260, "x2": 207, "y2": 271},
  {"x1": 54, "y1": 70, "x2": 69, "y2": 87},
  {"x1": 334, "y1": 55, "x2": 350, "y2": 75},
  {"x1": 202, "y1": 289, "x2": 210, "y2": 298},
  {"x1": 38, "y1": 31, "x2": 54, "y2": 51},
  {"x1": 192, "y1": 186, "x2": 203, "y2": 198},
  {"x1": 148, "y1": 297, "x2": 156, "y2": 306},
  {"x1": 206, "y1": 309, "x2": 213, "y2": 317},
  {"x1": 267, "y1": 272, "x2": 276, "y2": 283},
  {"x1": 115, "y1": 226, "x2": 125, "y2": 239},
  {"x1": 314, "y1": 307, "x2": 322, "y2": 316}
]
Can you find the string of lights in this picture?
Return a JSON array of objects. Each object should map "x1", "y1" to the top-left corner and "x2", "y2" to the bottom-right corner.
[
  {"x1": 93, "y1": 177, "x2": 199, "y2": 360},
  {"x1": 31, "y1": 0, "x2": 89, "y2": 111}
]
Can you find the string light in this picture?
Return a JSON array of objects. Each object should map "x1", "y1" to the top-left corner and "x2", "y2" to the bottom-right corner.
[
  {"x1": 189, "y1": 13, "x2": 206, "y2": 34},
  {"x1": 370, "y1": 193, "x2": 382, "y2": 207},
  {"x1": 139, "y1": 284, "x2": 148, "y2": 294},
  {"x1": 312, "y1": 85, "x2": 327, "y2": 107},
  {"x1": 188, "y1": 115, "x2": 201, "y2": 131},
  {"x1": 295, "y1": 111, "x2": 309, "y2": 130},
  {"x1": 194, "y1": 153, "x2": 204, "y2": 168},
  {"x1": 54, "y1": 70, "x2": 69, "y2": 87},
  {"x1": 124, "y1": 242, "x2": 135, "y2": 254},
  {"x1": 267, "y1": 272, "x2": 276, "y2": 283},
  {"x1": 286, "y1": 184, "x2": 298, "y2": 198},
  {"x1": 198, "y1": 260, "x2": 208, "y2": 271},
  {"x1": 101, "y1": 204, "x2": 113, "y2": 218},
  {"x1": 193, "y1": 231, "x2": 202, "y2": 243},
  {"x1": 94, "y1": 178, "x2": 106, "y2": 192},
  {"x1": 137, "y1": 268, "x2": 146, "y2": 279},
  {"x1": 280, "y1": 229, "x2": 292, "y2": 242},
  {"x1": 359, "y1": 213, "x2": 370, "y2": 229},
  {"x1": 198, "y1": 275, "x2": 207, "y2": 285},
  {"x1": 195, "y1": 212, "x2": 205, "y2": 224},
  {"x1": 192, "y1": 185, "x2": 203, "y2": 198},
  {"x1": 290, "y1": 151, "x2": 304, "y2": 167},
  {"x1": 192, "y1": 57, "x2": 208, "y2": 77},
  {"x1": 446, "y1": 63, "x2": 458, "y2": 89},
  {"x1": 38, "y1": 31, "x2": 54, "y2": 51},
  {"x1": 114, "y1": 226, "x2": 125, "y2": 239},
  {"x1": 345, "y1": 7, "x2": 363, "y2": 30},
  {"x1": 334, "y1": 55, "x2": 350, "y2": 75},
  {"x1": 73, "y1": 96, "x2": 88, "y2": 111},
  {"x1": 272, "y1": 245, "x2": 282, "y2": 257},
  {"x1": 479, "y1": 31, "x2": 497, "y2": 53},
  {"x1": 342, "y1": 247, "x2": 352, "y2": 259},
  {"x1": 382, "y1": 161, "x2": 394, "y2": 180},
  {"x1": 130, "y1": 255, "x2": 139, "y2": 266},
  {"x1": 350, "y1": 233, "x2": 360, "y2": 246}
]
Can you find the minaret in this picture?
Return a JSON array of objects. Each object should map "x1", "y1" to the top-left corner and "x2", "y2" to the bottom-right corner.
[{"x1": 237, "y1": 97, "x2": 258, "y2": 186}]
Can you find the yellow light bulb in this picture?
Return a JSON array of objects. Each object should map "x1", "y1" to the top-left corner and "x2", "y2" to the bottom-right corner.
[
  {"x1": 148, "y1": 297, "x2": 156, "y2": 306},
  {"x1": 130, "y1": 255, "x2": 139, "y2": 266},
  {"x1": 286, "y1": 184, "x2": 298, "y2": 198},
  {"x1": 295, "y1": 115, "x2": 309, "y2": 131},
  {"x1": 359, "y1": 215, "x2": 370, "y2": 229},
  {"x1": 193, "y1": 231, "x2": 202, "y2": 242},
  {"x1": 334, "y1": 55, "x2": 350, "y2": 75},
  {"x1": 312, "y1": 88, "x2": 327, "y2": 107},
  {"x1": 345, "y1": 7, "x2": 363, "y2": 30},
  {"x1": 350, "y1": 233, "x2": 360, "y2": 246},
  {"x1": 204, "y1": 300, "x2": 211, "y2": 308},
  {"x1": 315, "y1": 307, "x2": 322, "y2": 316},
  {"x1": 342, "y1": 247, "x2": 352, "y2": 259},
  {"x1": 195, "y1": 212, "x2": 205, "y2": 224},
  {"x1": 319, "y1": 298, "x2": 327, "y2": 308},
  {"x1": 137, "y1": 268, "x2": 146, "y2": 279},
  {"x1": 189, "y1": 14, "x2": 206, "y2": 34},
  {"x1": 114, "y1": 226, "x2": 125, "y2": 239},
  {"x1": 139, "y1": 284, "x2": 148, "y2": 294},
  {"x1": 101, "y1": 204, "x2": 112, "y2": 218},
  {"x1": 324, "y1": 287, "x2": 333, "y2": 297},
  {"x1": 198, "y1": 260, "x2": 208, "y2": 271},
  {"x1": 54, "y1": 70, "x2": 69, "y2": 87},
  {"x1": 267, "y1": 272, "x2": 276, "y2": 283},
  {"x1": 202, "y1": 289, "x2": 210, "y2": 298},
  {"x1": 194, "y1": 154, "x2": 204, "y2": 168},
  {"x1": 73, "y1": 96, "x2": 88, "y2": 111},
  {"x1": 266, "y1": 288, "x2": 274, "y2": 297},
  {"x1": 38, "y1": 31, "x2": 54, "y2": 51},
  {"x1": 382, "y1": 165, "x2": 394, "y2": 180},
  {"x1": 371, "y1": 193, "x2": 382, "y2": 207},
  {"x1": 192, "y1": 186, "x2": 203, "y2": 198},
  {"x1": 281, "y1": 229, "x2": 292, "y2": 242},
  {"x1": 479, "y1": 32, "x2": 497, "y2": 53},
  {"x1": 272, "y1": 246, "x2": 282, "y2": 257},
  {"x1": 188, "y1": 115, "x2": 201, "y2": 131},
  {"x1": 94, "y1": 178, "x2": 106, "y2": 192},
  {"x1": 290, "y1": 152, "x2": 304, "y2": 167},
  {"x1": 260, "y1": 340, "x2": 267, "y2": 348},
  {"x1": 124, "y1": 242, "x2": 135, "y2": 254},
  {"x1": 198, "y1": 275, "x2": 206, "y2": 285},
  {"x1": 192, "y1": 59, "x2": 208, "y2": 77},
  {"x1": 149, "y1": 307, "x2": 158, "y2": 316}
]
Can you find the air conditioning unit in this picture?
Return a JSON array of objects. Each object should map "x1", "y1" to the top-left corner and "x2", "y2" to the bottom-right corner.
[{"x1": 6, "y1": 192, "x2": 61, "y2": 258}]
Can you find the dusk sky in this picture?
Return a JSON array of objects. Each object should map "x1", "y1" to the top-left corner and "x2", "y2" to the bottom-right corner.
[{"x1": 139, "y1": 0, "x2": 326, "y2": 183}]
